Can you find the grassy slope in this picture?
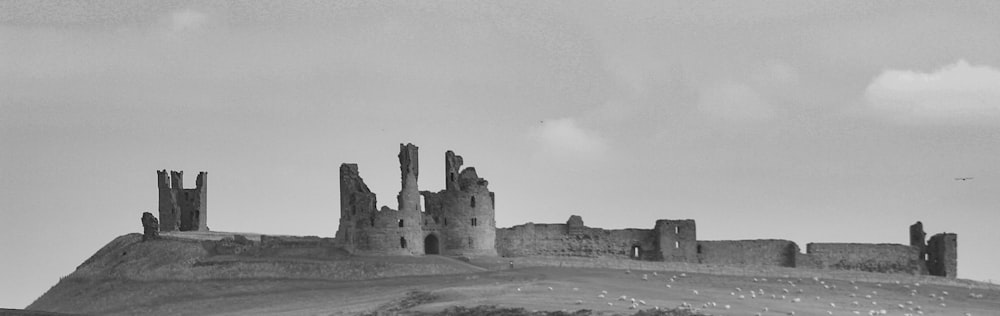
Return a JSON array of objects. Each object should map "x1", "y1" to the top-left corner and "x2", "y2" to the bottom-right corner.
[
  {"x1": 26, "y1": 234, "x2": 1000, "y2": 316},
  {"x1": 26, "y1": 233, "x2": 485, "y2": 315}
]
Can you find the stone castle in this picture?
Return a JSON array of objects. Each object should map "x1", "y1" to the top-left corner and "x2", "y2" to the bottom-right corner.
[{"x1": 154, "y1": 143, "x2": 959, "y2": 278}]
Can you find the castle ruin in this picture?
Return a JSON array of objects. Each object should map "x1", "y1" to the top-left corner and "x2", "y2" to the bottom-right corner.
[
  {"x1": 147, "y1": 143, "x2": 959, "y2": 278},
  {"x1": 157, "y1": 170, "x2": 207, "y2": 232},
  {"x1": 333, "y1": 143, "x2": 958, "y2": 278},
  {"x1": 335, "y1": 144, "x2": 497, "y2": 256}
]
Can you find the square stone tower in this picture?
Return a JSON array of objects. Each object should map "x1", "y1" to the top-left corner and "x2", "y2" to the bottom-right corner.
[{"x1": 157, "y1": 170, "x2": 208, "y2": 232}]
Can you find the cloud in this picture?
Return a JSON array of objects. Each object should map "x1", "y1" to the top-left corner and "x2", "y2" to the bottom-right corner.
[
  {"x1": 696, "y1": 81, "x2": 774, "y2": 122},
  {"x1": 865, "y1": 60, "x2": 1000, "y2": 123},
  {"x1": 532, "y1": 117, "x2": 609, "y2": 162}
]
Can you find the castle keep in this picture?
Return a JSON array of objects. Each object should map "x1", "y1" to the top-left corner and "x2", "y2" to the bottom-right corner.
[
  {"x1": 335, "y1": 144, "x2": 497, "y2": 256},
  {"x1": 157, "y1": 170, "x2": 207, "y2": 232}
]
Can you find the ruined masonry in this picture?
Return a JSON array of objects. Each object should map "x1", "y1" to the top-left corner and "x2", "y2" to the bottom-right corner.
[
  {"x1": 146, "y1": 143, "x2": 959, "y2": 279},
  {"x1": 157, "y1": 170, "x2": 207, "y2": 232},
  {"x1": 335, "y1": 144, "x2": 497, "y2": 256},
  {"x1": 334, "y1": 143, "x2": 958, "y2": 278}
]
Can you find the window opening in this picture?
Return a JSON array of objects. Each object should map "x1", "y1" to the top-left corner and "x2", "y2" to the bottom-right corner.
[
  {"x1": 470, "y1": 196, "x2": 476, "y2": 208},
  {"x1": 400, "y1": 237, "x2": 407, "y2": 248},
  {"x1": 398, "y1": 219, "x2": 404, "y2": 227},
  {"x1": 674, "y1": 241, "x2": 679, "y2": 248},
  {"x1": 631, "y1": 245, "x2": 641, "y2": 258}
]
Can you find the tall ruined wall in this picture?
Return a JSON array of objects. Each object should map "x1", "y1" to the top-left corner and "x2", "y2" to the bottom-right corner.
[
  {"x1": 335, "y1": 144, "x2": 425, "y2": 255},
  {"x1": 157, "y1": 170, "x2": 207, "y2": 232},
  {"x1": 910, "y1": 221, "x2": 927, "y2": 255},
  {"x1": 496, "y1": 216, "x2": 657, "y2": 260},
  {"x1": 806, "y1": 243, "x2": 924, "y2": 275},
  {"x1": 158, "y1": 170, "x2": 180, "y2": 231},
  {"x1": 339, "y1": 163, "x2": 421, "y2": 255},
  {"x1": 927, "y1": 233, "x2": 957, "y2": 278},
  {"x1": 697, "y1": 240, "x2": 798, "y2": 267}
]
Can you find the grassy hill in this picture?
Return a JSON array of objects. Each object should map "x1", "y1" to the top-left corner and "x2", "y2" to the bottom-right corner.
[{"x1": 25, "y1": 233, "x2": 1000, "y2": 315}]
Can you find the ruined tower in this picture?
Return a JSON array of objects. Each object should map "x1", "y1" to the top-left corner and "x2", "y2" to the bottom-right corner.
[
  {"x1": 157, "y1": 170, "x2": 207, "y2": 232},
  {"x1": 909, "y1": 221, "x2": 927, "y2": 255},
  {"x1": 394, "y1": 143, "x2": 427, "y2": 254},
  {"x1": 927, "y1": 233, "x2": 958, "y2": 278}
]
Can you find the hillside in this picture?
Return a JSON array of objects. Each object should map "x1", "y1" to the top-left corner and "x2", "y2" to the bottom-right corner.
[{"x1": 25, "y1": 233, "x2": 1000, "y2": 315}]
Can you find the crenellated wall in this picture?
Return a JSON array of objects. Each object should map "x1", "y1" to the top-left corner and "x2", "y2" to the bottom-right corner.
[{"x1": 697, "y1": 240, "x2": 798, "y2": 267}]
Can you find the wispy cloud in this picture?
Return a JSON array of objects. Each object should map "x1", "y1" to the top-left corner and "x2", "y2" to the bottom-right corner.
[
  {"x1": 531, "y1": 117, "x2": 609, "y2": 163},
  {"x1": 865, "y1": 60, "x2": 1000, "y2": 124}
]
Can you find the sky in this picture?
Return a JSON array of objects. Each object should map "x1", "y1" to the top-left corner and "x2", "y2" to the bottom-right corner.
[{"x1": 2, "y1": 0, "x2": 999, "y2": 309}]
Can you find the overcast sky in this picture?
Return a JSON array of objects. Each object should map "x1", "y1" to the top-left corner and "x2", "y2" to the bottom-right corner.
[{"x1": 2, "y1": 0, "x2": 999, "y2": 309}]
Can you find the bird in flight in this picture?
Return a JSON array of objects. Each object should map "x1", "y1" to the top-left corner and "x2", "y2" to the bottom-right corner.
[{"x1": 955, "y1": 177, "x2": 974, "y2": 181}]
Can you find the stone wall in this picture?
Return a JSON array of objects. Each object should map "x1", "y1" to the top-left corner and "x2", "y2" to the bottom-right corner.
[
  {"x1": 806, "y1": 243, "x2": 924, "y2": 275},
  {"x1": 795, "y1": 252, "x2": 822, "y2": 269},
  {"x1": 496, "y1": 222, "x2": 657, "y2": 259},
  {"x1": 697, "y1": 240, "x2": 798, "y2": 267}
]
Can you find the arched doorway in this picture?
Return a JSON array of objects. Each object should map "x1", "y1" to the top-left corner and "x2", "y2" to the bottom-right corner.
[
  {"x1": 424, "y1": 234, "x2": 440, "y2": 255},
  {"x1": 631, "y1": 245, "x2": 641, "y2": 259}
]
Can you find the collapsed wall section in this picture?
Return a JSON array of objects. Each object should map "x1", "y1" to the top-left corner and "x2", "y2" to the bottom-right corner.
[
  {"x1": 697, "y1": 240, "x2": 798, "y2": 267},
  {"x1": 806, "y1": 243, "x2": 924, "y2": 275}
]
